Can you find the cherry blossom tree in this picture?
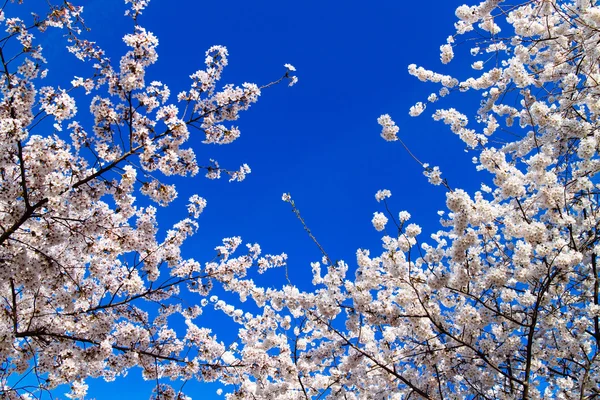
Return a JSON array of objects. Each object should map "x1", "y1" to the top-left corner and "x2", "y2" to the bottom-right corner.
[
  {"x1": 0, "y1": 0, "x2": 296, "y2": 398},
  {"x1": 4, "y1": 0, "x2": 600, "y2": 399},
  {"x1": 215, "y1": 0, "x2": 600, "y2": 399}
]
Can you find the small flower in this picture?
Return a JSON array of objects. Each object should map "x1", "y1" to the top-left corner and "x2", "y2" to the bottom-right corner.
[
  {"x1": 471, "y1": 61, "x2": 484, "y2": 70},
  {"x1": 283, "y1": 64, "x2": 298, "y2": 86},
  {"x1": 398, "y1": 211, "x2": 411, "y2": 222},
  {"x1": 409, "y1": 102, "x2": 426, "y2": 117},
  {"x1": 187, "y1": 195, "x2": 207, "y2": 218},
  {"x1": 372, "y1": 212, "x2": 388, "y2": 232},
  {"x1": 424, "y1": 165, "x2": 443, "y2": 185},
  {"x1": 375, "y1": 189, "x2": 392, "y2": 202},
  {"x1": 405, "y1": 223, "x2": 421, "y2": 237},
  {"x1": 377, "y1": 114, "x2": 399, "y2": 142},
  {"x1": 440, "y1": 43, "x2": 454, "y2": 64}
]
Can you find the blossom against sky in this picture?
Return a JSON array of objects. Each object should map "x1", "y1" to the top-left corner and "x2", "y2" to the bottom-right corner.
[{"x1": 27, "y1": 0, "x2": 486, "y2": 397}]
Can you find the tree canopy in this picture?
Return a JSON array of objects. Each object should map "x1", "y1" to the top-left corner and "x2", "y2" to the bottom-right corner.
[{"x1": 1, "y1": 0, "x2": 600, "y2": 399}]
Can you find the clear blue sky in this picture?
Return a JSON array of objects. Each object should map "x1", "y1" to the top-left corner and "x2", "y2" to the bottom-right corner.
[{"x1": 21, "y1": 0, "x2": 488, "y2": 398}]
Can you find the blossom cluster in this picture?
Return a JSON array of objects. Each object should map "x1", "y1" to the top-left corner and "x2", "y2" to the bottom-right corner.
[
  {"x1": 193, "y1": 1, "x2": 600, "y2": 399},
  {"x1": 3, "y1": 0, "x2": 600, "y2": 399},
  {"x1": 0, "y1": 1, "x2": 297, "y2": 399}
]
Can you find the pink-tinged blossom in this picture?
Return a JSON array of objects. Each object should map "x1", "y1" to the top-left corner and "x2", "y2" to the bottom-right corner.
[
  {"x1": 409, "y1": 101, "x2": 425, "y2": 116},
  {"x1": 0, "y1": 1, "x2": 301, "y2": 396},
  {"x1": 187, "y1": 195, "x2": 207, "y2": 218},
  {"x1": 284, "y1": 63, "x2": 298, "y2": 86},
  {"x1": 375, "y1": 189, "x2": 391, "y2": 202},
  {"x1": 440, "y1": 43, "x2": 454, "y2": 64},
  {"x1": 371, "y1": 212, "x2": 388, "y2": 231},
  {"x1": 377, "y1": 114, "x2": 399, "y2": 141},
  {"x1": 3, "y1": 0, "x2": 600, "y2": 399}
]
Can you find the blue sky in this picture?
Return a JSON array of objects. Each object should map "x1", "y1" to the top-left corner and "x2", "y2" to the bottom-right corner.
[{"x1": 20, "y1": 0, "x2": 490, "y2": 398}]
